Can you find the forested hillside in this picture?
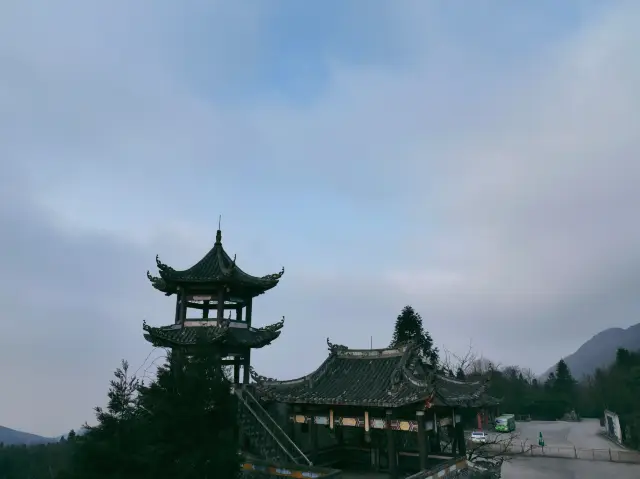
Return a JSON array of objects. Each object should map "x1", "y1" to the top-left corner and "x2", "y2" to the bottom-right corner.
[
  {"x1": 472, "y1": 348, "x2": 640, "y2": 448},
  {"x1": 539, "y1": 323, "x2": 640, "y2": 380}
]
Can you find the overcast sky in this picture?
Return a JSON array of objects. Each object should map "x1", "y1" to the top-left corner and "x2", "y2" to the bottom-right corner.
[{"x1": 1, "y1": 0, "x2": 639, "y2": 437}]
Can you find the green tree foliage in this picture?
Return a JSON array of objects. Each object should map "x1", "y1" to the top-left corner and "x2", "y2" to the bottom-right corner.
[
  {"x1": 135, "y1": 349, "x2": 240, "y2": 479},
  {"x1": 0, "y1": 441, "x2": 73, "y2": 479},
  {"x1": 67, "y1": 360, "x2": 146, "y2": 478},
  {"x1": 0, "y1": 346, "x2": 241, "y2": 479},
  {"x1": 478, "y1": 349, "x2": 640, "y2": 449},
  {"x1": 390, "y1": 305, "x2": 440, "y2": 366},
  {"x1": 582, "y1": 348, "x2": 640, "y2": 448},
  {"x1": 66, "y1": 349, "x2": 240, "y2": 479}
]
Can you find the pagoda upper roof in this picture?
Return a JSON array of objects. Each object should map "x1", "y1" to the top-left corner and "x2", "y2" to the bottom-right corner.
[
  {"x1": 250, "y1": 340, "x2": 497, "y2": 409},
  {"x1": 147, "y1": 229, "x2": 284, "y2": 296},
  {"x1": 142, "y1": 317, "x2": 284, "y2": 350}
]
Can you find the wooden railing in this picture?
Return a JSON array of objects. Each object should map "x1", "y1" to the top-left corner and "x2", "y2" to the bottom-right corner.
[
  {"x1": 236, "y1": 386, "x2": 311, "y2": 466},
  {"x1": 481, "y1": 441, "x2": 640, "y2": 463}
]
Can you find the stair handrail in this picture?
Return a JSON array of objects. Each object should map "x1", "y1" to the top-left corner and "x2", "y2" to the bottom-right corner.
[
  {"x1": 236, "y1": 388, "x2": 298, "y2": 464},
  {"x1": 239, "y1": 386, "x2": 312, "y2": 466}
]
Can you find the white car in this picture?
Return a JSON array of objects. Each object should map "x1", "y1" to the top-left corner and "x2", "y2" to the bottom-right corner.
[{"x1": 470, "y1": 431, "x2": 488, "y2": 444}]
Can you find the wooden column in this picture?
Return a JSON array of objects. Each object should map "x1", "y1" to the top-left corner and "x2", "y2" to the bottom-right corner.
[
  {"x1": 179, "y1": 291, "x2": 187, "y2": 325},
  {"x1": 243, "y1": 351, "x2": 251, "y2": 384},
  {"x1": 386, "y1": 409, "x2": 397, "y2": 479},
  {"x1": 174, "y1": 290, "x2": 181, "y2": 324},
  {"x1": 432, "y1": 411, "x2": 441, "y2": 453},
  {"x1": 233, "y1": 357, "x2": 241, "y2": 384},
  {"x1": 416, "y1": 410, "x2": 427, "y2": 471},
  {"x1": 451, "y1": 409, "x2": 457, "y2": 455},
  {"x1": 245, "y1": 297, "x2": 253, "y2": 326},
  {"x1": 242, "y1": 297, "x2": 253, "y2": 384},
  {"x1": 335, "y1": 416, "x2": 344, "y2": 445},
  {"x1": 217, "y1": 288, "x2": 225, "y2": 320},
  {"x1": 202, "y1": 300, "x2": 210, "y2": 319},
  {"x1": 236, "y1": 305, "x2": 243, "y2": 322},
  {"x1": 309, "y1": 414, "x2": 318, "y2": 462},
  {"x1": 456, "y1": 421, "x2": 466, "y2": 457}
]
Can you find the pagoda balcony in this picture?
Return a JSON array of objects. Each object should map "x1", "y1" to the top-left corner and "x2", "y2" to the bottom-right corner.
[{"x1": 181, "y1": 319, "x2": 248, "y2": 329}]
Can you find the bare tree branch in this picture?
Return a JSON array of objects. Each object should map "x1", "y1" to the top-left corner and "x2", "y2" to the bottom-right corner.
[
  {"x1": 466, "y1": 430, "x2": 532, "y2": 472},
  {"x1": 441, "y1": 339, "x2": 478, "y2": 375}
]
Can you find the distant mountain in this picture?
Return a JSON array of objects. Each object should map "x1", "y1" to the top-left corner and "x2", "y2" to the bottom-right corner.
[
  {"x1": 0, "y1": 425, "x2": 56, "y2": 445},
  {"x1": 540, "y1": 323, "x2": 640, "y2": 381}
]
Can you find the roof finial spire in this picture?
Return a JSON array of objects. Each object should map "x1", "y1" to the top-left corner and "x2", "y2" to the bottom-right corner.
[{"x1": 216, "y1": 215, "x2": 222, "y2": 243}]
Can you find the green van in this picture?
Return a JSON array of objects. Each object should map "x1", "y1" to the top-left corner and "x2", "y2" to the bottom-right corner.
[{"x1": 495, "y1": 414, "x2": 516, "y2": 432}]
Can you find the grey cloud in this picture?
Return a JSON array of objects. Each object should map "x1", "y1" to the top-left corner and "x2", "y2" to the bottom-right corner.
[{"x1": 2, "y1": 0, "x2": 640, "y2": 437}]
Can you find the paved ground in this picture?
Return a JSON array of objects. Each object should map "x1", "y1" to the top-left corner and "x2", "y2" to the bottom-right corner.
[
  {"x1": 502, "y1": 457, "x2": 640, "y2": 479},
  {"x1": 500, "y1": 420, "x2": 640, "y2": 479},
  {"x1": 470, "y1": 418, "x2": 625, "y2": 449},
  {"x1": 513, "y1": 419, "x2": 624, "y2": 449},
  {"x1": 339, "y1": 421, "x2": 638, "y2": 478}
]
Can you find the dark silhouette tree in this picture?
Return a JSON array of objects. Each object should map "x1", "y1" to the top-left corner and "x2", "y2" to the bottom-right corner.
[
  {"x1": 67, "y1": 346, "x2": 240, "y2": 479},
  {"x1": 67, "y1": 360, "x2": 144, "y2": 479},
  {"x1": 137, "y1": 347, "x2": 240, "y2": 479},
  {"x1": 390, "y1": 305, "x2": 439, "y2": 366}
]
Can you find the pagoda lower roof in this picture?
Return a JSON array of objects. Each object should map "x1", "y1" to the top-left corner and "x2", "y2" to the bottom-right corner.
[
  {"x1": 251, "y1": 340, "x2": 497, "y2": 409},
  {"x1": 142, "y1": 318, "x2": 284, "y2": 350}
]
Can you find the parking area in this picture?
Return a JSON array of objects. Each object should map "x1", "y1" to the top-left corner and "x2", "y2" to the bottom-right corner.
[{"x1": 495, "y1": 420, "x2": 640, "y2": 479}]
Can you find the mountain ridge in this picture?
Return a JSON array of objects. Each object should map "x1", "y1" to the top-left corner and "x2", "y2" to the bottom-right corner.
[
  {"x1": 541, "y1": 322, "x2": 640, "y2": 380},
  {"x1": 0, "y1": 425, "x2": 56, "y2": 445}
]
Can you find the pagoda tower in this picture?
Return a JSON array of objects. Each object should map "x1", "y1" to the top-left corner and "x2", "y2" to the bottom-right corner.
[{"x1": 143, "y1": 228, "x2": 285, "y2": 383}]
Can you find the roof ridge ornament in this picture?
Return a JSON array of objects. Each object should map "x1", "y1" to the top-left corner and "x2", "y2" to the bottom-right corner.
[
  {"x1": 256, "y1": 316, "x2": 285, "y2": 333},
  {"x1": 249, "y1": 366, "x2": 277, "y2": 384},
  {"x1": 261, "y1": 266, "x2": 285, "y2": 281},
  {"x1": 326, "y1": 338, "x2": 348, "y2": 355},
  {"x1": 155, "y1": 254, "x2": 173, "y2": 272}
]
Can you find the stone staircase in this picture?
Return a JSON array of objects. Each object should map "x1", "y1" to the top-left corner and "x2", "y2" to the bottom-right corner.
[{"x1": 235, "y1": 385, "x2": 311, "y2": 466}]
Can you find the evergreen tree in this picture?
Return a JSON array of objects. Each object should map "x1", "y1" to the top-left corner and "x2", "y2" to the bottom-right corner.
[
  {"x1": 138, "y1": 347, "x2": 240, "y2": 479},
  {"x1": 553, "y1": 359, "x2": 577, "y2": 402},
  {"x1": 68, "y1": 346, "x2": 240, "y2": 479},
  {"x1": 390, "y1": 305, "x2": 439, "y2": 366},
  {"x1": 68, "y1": 360, "x2": 145, "y2": 479}
]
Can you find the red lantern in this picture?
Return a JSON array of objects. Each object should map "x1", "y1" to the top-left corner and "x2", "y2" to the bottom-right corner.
[{"x1": 424, "y1": 393, "x2": 434, "y2": 409}]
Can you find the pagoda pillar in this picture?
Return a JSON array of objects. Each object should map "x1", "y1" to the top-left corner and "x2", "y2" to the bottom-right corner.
[
  {"x1": 179, "y1": 291, "x2": 187, "y2": 325},
  {"x1": 416, "y1": 410, "x2": 427, "y2": 471},
  {"x1": 385, "y1": 409, "x2": 397, "y2": 479},
  {"x1": 245, "y1": 297, "x2": 253, "y2": 326},
  {"x1": 243, "y1": 298, "x2": 253, "y2": 384},
  {"x1": 174, "y1": 291, "x2": 181, "y2": 324},
  {"x1": 243, "y1": 352, "x2": 251, "y2": 384},
  {"x1": 216, "y1": 288, "x2": 224, "y2": 320},
  {"x1": 202, "y1": 300, "x2": 210, "y2": 319},
  {"x1": 233, "y1": 357, "x2": 241, "y2": 384}
]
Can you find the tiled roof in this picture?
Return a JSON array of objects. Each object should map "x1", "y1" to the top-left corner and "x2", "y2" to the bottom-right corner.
[
  {"x1": 142, "y1": 317, "x2": 283, "y2": 350},
  {"x1": 432, "y1": 374, "x2": 494, "y2": 407},
  {"x1": 147, "y1": 229, "x2": 284, "y2": 296},
  {"x1": 251, "y1": 340, "x2": 498, "y2": 409},
  {"x1": 250, "y1": 340, "x2": 435, "y2": 408}
]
